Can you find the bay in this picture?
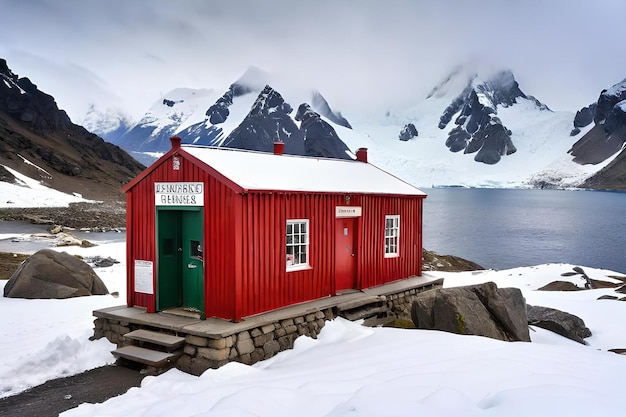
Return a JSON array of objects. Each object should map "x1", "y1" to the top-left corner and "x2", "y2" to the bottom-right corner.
[{"x1": 422, "y1": 188, "x2": 626, "y2": 274}]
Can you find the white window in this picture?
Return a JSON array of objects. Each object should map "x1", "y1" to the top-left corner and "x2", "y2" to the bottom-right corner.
[
  {"x1": 384, "y1": 215, "x2": 400, "y2": 257},
  {"x1": 286, "y1": 219, "x2": 310, "y2": 270}
]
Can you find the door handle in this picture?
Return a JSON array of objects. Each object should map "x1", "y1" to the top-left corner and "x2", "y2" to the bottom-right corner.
[{"x1": 187, "y1": 263, "x2": 197, "y2": 269}]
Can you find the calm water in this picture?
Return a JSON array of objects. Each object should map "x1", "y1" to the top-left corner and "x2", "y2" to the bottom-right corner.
[{"x1": 422, "y1": 188, "x2": 626, "y2": 274}]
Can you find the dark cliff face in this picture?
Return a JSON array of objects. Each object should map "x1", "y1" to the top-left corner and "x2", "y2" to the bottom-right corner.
[
  {"x1": 436, "y1": 70, "x2": 541, "y2": 165},
  {"x1": 295, "y1": 103, "x2": 352, "y2": 160},
  {"x1": 567, "y1": 79, "x2": 626, "y2": 190},
  {"x1": 222, "y1": 85, "x2": 305, "y2": 155},
  {"x1": 217, "y1": 86, "x2": 352, "y2": 159},
  {"x1": 0, "y1": 58, "x2": 144, "y2": 201},
  {"x1": 569, "y1": 80, "x2": 626, "y2": 166},
  {"x1": 0, "y1": 59, "x2": 72, "y2": 132}
]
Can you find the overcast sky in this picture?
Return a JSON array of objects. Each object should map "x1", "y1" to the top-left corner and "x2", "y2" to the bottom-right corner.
[{"x1": 1, "y1": 0, "x2": 625, "y2": 121}]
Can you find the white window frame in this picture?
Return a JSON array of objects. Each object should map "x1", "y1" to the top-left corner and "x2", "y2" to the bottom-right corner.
[
  {"x1": 384, "y1": 215, "x2": 400, "y2": 258},
  {"x1": 286, "y1": 219, "x2": 310, "y2": 271}
]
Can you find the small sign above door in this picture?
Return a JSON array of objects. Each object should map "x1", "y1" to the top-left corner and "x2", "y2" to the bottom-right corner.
[
  {"x1": 155, "y1": 182, "x2": 204, "y2": 206},
  {"x1": 335, "y1": 206, "x2": 362, "y2": 218}
]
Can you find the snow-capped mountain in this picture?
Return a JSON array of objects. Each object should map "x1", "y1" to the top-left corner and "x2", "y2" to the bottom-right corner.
[
  {"x1": 79, "y1": 104, "x2": 132, "y2": 144},
  {"x1": 84, "y1": 65, "x2": 626, "y2": 190},
  {"x1": 436, "y1": 69, "x2": 549, "y2": 164},
  {"x1": 96, "y1": 68, "x2": 354, "y2": 162},
  {"x1": 111, "y1": 87, "x2": 218, "y2": 152},
  {"x1": 330, "y1": 67, "x2": 579, "y2": 188}
]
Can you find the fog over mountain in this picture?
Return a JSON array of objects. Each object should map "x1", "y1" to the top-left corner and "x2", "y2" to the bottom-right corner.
[
  {"x1": 1, "y1": 0, "x2": 625, "y2": 123},
  {"x1": 78, "y1": 62, "x2": 624, "y2": 190}
]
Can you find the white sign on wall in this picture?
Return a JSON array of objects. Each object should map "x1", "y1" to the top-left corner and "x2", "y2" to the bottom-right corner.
[
  {"x1": 134, "y1": 260, "x2": 154, "y2": 294},
  {"x1": 155, "y1": 182, "x2": 204, "y2": 206},
  {"x1": 335, "y1": 206, "x2": 362, "y2": 218}
]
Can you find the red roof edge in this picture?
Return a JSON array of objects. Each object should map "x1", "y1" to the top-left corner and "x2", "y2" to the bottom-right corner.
[{"x1": 121, "y1": 138, "x2": 246, "y2": 194}]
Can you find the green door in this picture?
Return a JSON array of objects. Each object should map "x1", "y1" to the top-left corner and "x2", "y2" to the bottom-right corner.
[
  {"x1": 182, "y1": 209, "x2": 204, "y2": 312},
  {"x1": 156, "y1": 208, "x2": 204, "y2": 315},
  {"x1": 157, "y1": 210, "x2": 182, "y2": 310}
]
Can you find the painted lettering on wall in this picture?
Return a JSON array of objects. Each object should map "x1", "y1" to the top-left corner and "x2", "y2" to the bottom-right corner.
[{"x1": 155, "y1": 182, "x2": 204, "y2": 206}]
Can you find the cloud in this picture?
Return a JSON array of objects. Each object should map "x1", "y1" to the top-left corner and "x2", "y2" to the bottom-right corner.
[{"x1": 1, "y1": 0, "x2": 625, "y2": 121}]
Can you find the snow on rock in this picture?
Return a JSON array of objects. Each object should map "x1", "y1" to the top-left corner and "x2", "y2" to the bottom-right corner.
[{"x1": 0, "y1": 165, "x2": 95, "y2": 208}]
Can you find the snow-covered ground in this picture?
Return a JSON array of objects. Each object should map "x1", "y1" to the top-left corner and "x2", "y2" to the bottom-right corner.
[
  {"x1": 0, "y1": 231, "x2": 625, "y2": 416},
  {"x1": 0, "y1": 165, "x2": 95, "y2": 208},
  {"x1": 1, "y1": 155, "x2": 625, "y2": 416}
]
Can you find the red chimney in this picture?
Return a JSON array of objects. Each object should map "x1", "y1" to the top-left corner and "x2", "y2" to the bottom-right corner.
[
  {"x1": 356, "y1": 147, "x2": 368, "y2": 163},
  {"x1": 170, "y1": 136, "x2": 182, "y2": 150},
  {"x1": 274, "y1": 141, "x2": 285, "y2": 155}
]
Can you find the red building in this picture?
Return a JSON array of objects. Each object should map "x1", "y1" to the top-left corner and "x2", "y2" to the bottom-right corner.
[{"x1": 122, "y1": 137, "x2": 426, "y2": 322}]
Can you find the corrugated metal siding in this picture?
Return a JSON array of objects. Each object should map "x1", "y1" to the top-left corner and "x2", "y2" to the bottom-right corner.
[
  {"x1": 236, "y1": 192, "x2": 338, "y2": 318},
  {"x1": 202, "y1": 171, "x2": 237, "y2": 320},
  {"x1": 357, "y1": 195, "x2": 424, "y2": 289}
]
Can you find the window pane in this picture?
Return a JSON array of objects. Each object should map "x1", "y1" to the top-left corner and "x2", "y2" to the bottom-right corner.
[{"x1": 286, "y1": 220, "x2": 309, "y2": 269}]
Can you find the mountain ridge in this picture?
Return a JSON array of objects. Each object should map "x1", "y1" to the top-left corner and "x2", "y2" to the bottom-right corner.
[
  {"x1": 84, "y1": 65, "x2": 626, "y2": 190},
  {"x1": 0, "y1": 58, "x2": 144, "y2": 203}
]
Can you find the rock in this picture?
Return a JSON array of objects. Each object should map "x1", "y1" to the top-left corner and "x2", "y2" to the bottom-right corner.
[
  {"x1": 399, "y1": 123, "x2": 418, "y2": 141},
  {"x1": 439, "y1": 70, "x2": 535, "y2": 165},
  {"x1": 616, "y1": 284, "x2": 626, "y2": 294},
  {"x1": 3, "y1": 249, "x2": 109, "y2": 299},
  {"x1": 597, "y1": 295, "x2": 619, "y2": 301},
  {"x1": 422, "y1": 248, "x2": 484, "y2": 271},
  {"x1": 84, "y1": 256, "x2": 119, "y2": 268},
  {"x1": 573, "y1": 104, "x2": 596, "y2": 129},
  {"x1": 537, "y1": 281, "x2": 582, "y2": 291},
  {"x1": 410, "y1": 282, "x2": 530, "y2": 342},
  {"x1": 295, "y1": 103, "x2": 353, "y2": 159},
  {"x1": 527, "y1": 305, "x2": 591, "y2": 344}
]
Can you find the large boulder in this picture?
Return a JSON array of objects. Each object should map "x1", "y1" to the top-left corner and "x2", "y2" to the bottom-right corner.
[
  {"x1": 527, "y1": 305, "x2": 591, "y2": 344},
  {"x1": 3, "y1": 249, "x2": 109, "y2": 299},
  {"x1": 411, "y1": 282, "x2": 530, "y2": 342}
]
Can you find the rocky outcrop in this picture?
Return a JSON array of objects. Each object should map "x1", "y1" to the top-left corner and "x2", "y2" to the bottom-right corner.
[
  {"x1": 570, "y1": 103, "x2": 597, "y2": 136},
  {"x1": 0, "y1": 59, "x2": 71, "y2": 132},
  {"x1": 3, "y1": 249, "x2": 109, "y2": 299},
  {"x1": 399, "y1": 123, "x2": 418, "y2": 141},
  {"x1": 527, "y1": 305, "x2": 591, "y2": 344},
  {"x1": 295, "y1": 103, "x2": 352, "y2": 159},
  {"x1": 222, "y1": 85, "x2": 305, "y2": 155},
  {"x1": 422, "y1": 248, "x2": 484, "y2": 272},
  {"x1": 410, "y1": 282, "x2": 530, "y2": 342},
  {"x1": 437, "y1": 70, "x2": 536, "y2": 165},
  {"x1": 569, "y1": 79, "x2": 626, "y2": 189},
  {"x1": 206, "y1": 82, "x2": 254, "y2": 125},
  {"x1": 0, "y1": 58, "x2": 144, "y2": 202}
]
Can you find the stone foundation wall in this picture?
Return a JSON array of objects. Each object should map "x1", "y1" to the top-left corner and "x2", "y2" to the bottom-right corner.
[
  {"x1": 93, "y1": 281, "x2": 441, "y2": 375},
  {"x1": 94, "y1": 308, "x2": 335, "y2": 376}
]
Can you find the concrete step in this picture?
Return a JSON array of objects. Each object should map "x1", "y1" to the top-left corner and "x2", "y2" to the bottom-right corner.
[
  {"x1": 124, "y1": 329, "x2": 185, "y2": 351},
  {"x1": 112, "y1": 345, "x2": 181, "y2": 367}
]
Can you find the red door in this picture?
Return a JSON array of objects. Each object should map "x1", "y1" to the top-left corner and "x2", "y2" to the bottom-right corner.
[{"x1": 335, "y1": 218, "x2": 357, "y2": 291}]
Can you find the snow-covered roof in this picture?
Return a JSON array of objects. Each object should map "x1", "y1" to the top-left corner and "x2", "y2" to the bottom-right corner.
[{"x1": 182, "y1": 146, "x2": 425, "y2": 196}]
